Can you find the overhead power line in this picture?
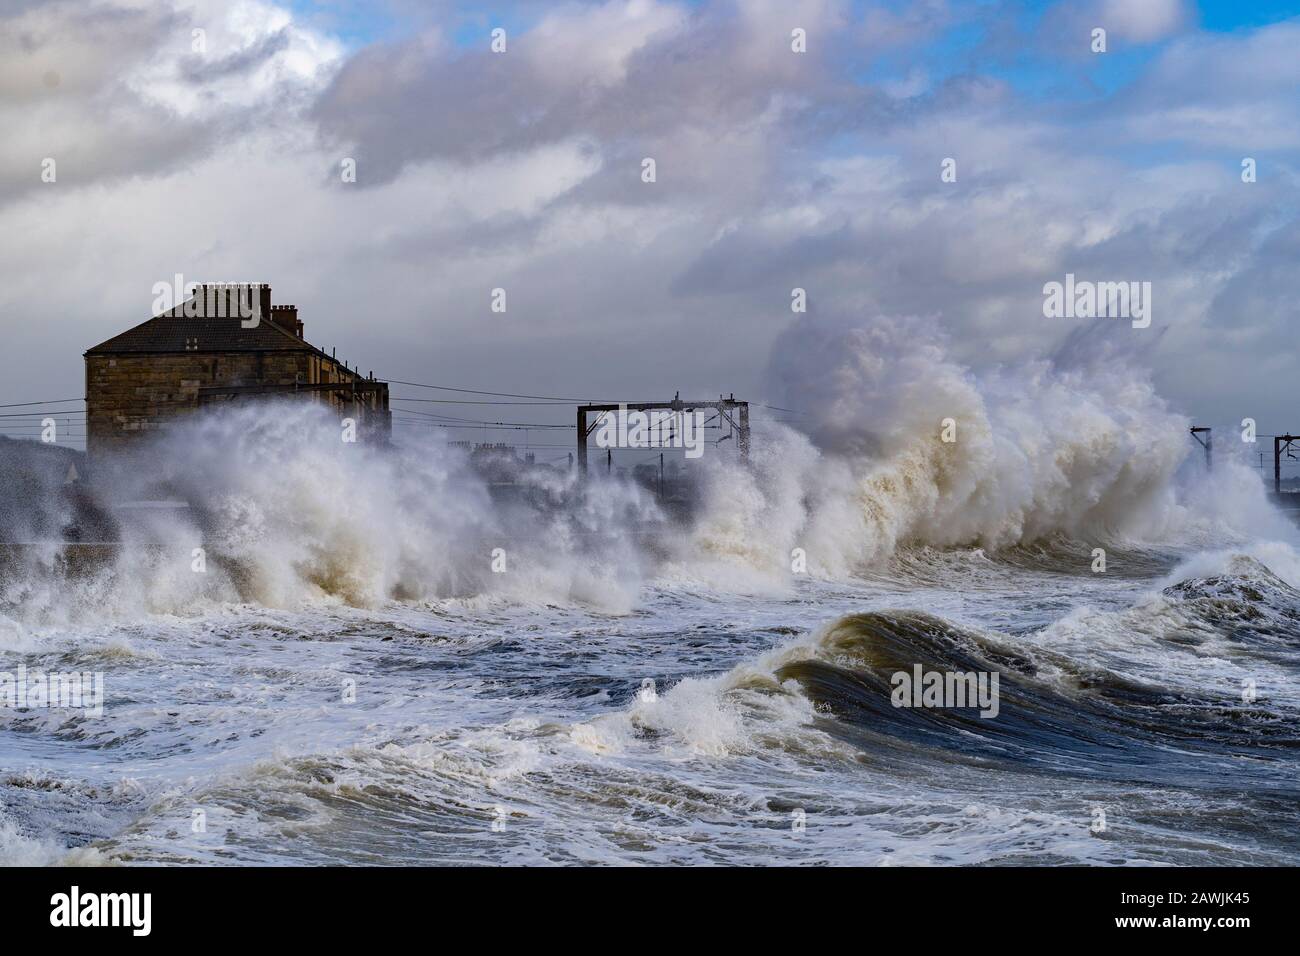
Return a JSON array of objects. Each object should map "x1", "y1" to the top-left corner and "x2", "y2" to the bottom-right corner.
[
  {"x1": 392, "y1": 397, "x2": 576, "y2": 406},
  {"x1": 385, "y1": 379, "x2": 617, "y2": 402},
  {"x1": 385, "y1": 378, "x2": 803, "y2": 414},
  {"x1": 0, "y1": 398, "x2": 83, "y2": 409},
  {"x1": 392, "y1": 406, "x2": 574, "y2": 428},
  {"x1": 0, "y1": 413, "x2": 87, "y2": 420}
]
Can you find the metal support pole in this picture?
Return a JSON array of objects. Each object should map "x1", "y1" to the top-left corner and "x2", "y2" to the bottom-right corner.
[
  {"x1": 1276, "y1": 436, "x2": 1283, "y2": 495},
  {"x1": 738, "y1": 402, "x2": 750, "y2": 463},
  {"x1": 576, "y1": 407, "x2": 587, "y2": 476},
  {"x1": 1274, "y1": 435, "x2": 1300, "y2": 496},
  {"x1": 1190, "y1": 426, "x2": 1211, "y2": 471}
]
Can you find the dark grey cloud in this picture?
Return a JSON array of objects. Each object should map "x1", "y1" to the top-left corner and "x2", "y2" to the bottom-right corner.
[{"x1": 310, "y1": 0, "x2": 862, "y2": 185}]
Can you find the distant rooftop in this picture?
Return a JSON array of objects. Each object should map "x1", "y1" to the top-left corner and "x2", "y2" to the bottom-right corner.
[
  {"x1": 85, "y1": 314, "x2": 308, "y2": 355},
  {"x1": 85, "y1": 284, "x2": 312, "y2": 355}
]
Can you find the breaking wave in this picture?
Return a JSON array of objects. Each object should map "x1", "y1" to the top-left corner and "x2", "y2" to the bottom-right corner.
[
  {"x1": 743, "y1": 314, "x2": 1289, "y2": 577},
  {"x1": 0, "y1": 314, "x2": 1293, "y2": 629},
  {"x1": 577, "y1": 566, "x2": 1300, "y2": 786}
]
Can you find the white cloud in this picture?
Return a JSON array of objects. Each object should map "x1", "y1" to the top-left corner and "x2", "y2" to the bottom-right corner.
[
  {"x1": 1098, "y1": 0, "x2": 1190, "y2": 43},
  {"x1": 124, "y1": 0, "x2": 344, "y2": 116}
]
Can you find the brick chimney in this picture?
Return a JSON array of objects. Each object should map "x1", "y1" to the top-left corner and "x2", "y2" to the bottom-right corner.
[
  {"x1": 257, "y1": 283, "x2": 271, "y2": 324},
  {"x1": 270, "y1": 304, "x2": 302, "y2": 338},
  {"x1": 189, "y1": 282, "x2": 271, "y2": 323}
]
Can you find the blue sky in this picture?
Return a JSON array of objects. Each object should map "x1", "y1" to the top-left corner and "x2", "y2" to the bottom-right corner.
[
  {"x1": 294, "y1": 1, "x2": 1300, "y2": 49},
  {"x1": 290, "y1": 1, "x2": 1300, "y2": 110}
]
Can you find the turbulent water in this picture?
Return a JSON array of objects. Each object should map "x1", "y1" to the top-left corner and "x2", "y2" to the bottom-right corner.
[{"x1": 4, "y1": 328, "x2": 1300, "y2": 866}]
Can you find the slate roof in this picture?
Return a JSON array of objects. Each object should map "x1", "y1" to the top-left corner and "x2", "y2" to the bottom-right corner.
[{"x1": 85, "y1": 309, "x2": 311, "y2": 355}]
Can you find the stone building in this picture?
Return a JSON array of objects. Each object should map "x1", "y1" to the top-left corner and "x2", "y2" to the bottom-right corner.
[{"x1": 84, "y1": 284, "x2": 390, "y2": 456}]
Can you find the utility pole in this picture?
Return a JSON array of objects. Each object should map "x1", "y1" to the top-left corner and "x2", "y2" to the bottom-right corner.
[
  {"x1": 1190, "y1": 426, "x2": 1212, "y2": 470},
  {"x1": 1275, "y1": 435, "x2": 1300, "y2": 495},
  {"x1": 576, "y1": 407, "x2": 587, "y2": 476},
  {"x1": 1276, "y1": 436, "x2": 1283, "y2": 495},
  {"x1": 738, "y1": 401, "x2": 750, "y2": 460}
]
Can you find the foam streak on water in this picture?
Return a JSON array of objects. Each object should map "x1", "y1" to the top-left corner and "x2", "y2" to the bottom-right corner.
[{"x1": 3, "y1": 543, "x2": 1298, "y2": 866}]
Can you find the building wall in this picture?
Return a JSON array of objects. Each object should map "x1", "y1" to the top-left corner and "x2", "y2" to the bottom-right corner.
[{"x1": 86, "y1": 351, "x2": 389, "y2": 456}]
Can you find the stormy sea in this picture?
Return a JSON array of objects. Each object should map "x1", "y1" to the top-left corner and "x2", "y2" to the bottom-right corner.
[{"x1": 2, "y1": 328, "x2": 1298, "y2": 867}]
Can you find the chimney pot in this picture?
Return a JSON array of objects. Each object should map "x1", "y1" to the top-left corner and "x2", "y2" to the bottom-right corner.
[{"x1": 268, "y1": 302, "x2": 302, "y2": 338}]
